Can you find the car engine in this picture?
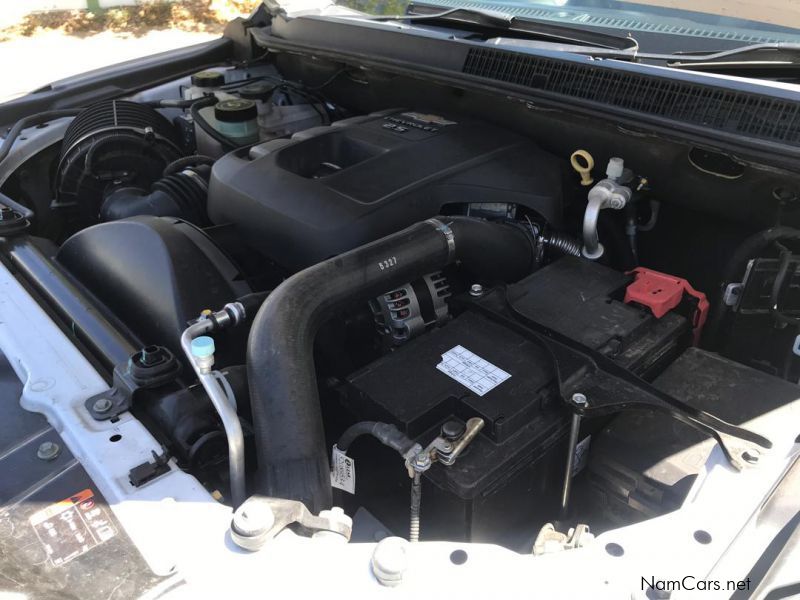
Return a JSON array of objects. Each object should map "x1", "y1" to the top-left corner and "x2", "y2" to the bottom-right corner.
[{"x1": 1, "y1": 55, "x2": 799, "y2": 561}]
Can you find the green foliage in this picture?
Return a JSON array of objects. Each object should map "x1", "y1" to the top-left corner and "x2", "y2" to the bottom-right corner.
[{"x1": 338, "y1": 0, "x2": 410, "y2": 15}]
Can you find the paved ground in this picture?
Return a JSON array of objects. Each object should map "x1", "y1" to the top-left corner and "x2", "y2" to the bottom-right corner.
[
  {"x1": 634, "y1": 0, "x2": 800, "y2": 29},
  {"x1": 0, "y1": 29, "x2": 218, "y2": 104}
]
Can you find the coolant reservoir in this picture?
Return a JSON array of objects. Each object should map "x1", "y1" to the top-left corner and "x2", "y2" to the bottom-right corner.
[{"x1": 183, "y1": 70, "x2": 226, "y2": 101}]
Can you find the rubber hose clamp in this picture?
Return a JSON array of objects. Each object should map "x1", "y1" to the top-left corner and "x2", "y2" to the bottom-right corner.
[{"x1": 426, "y1": 218, "x2": 456, "y2": 261}]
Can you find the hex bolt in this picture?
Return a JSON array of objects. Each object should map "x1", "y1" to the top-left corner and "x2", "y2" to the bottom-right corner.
[
  {"x1": 469, "y1": 284, "x2": 484, "y2": 298},
  {"x1": 571, "y1": 393, "x2": 588, "y2": 407},
  {"x1": 413, "y1": 453, "x2": 431, "y2": 470},
  {"x1": 37, "y1": 441, "x2": 61, "y2": 461},
  {"x1": 92, "y1": 397, "x2": 113, "y2": 414}
]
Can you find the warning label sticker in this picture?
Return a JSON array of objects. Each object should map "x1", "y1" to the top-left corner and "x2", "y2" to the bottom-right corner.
[
  {"x1": 330, "y1": 445, "x2": 356, "y2": 494},
  {"x1": 436, "y1": 345, "x2": 511, "y2": 397},
  {"x1": 29, "y1": 489, "x2": 117, "y2": 567}
]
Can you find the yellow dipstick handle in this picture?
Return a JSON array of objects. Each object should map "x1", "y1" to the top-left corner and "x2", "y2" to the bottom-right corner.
[{"x1": 570, "y1": 150, "x2": 595, "y2": 186}]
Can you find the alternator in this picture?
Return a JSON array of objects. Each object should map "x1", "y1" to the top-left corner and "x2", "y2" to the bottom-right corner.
[{"x1": 371, "y1": 272, "x2": 450, "y2": 344}]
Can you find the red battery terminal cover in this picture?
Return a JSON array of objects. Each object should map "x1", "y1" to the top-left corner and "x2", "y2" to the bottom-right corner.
[{"x1": 624, "y1": 267, "x2": 710, "y2": 345}]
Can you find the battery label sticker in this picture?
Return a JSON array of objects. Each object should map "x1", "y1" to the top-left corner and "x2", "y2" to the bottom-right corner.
[
  {"x1": 437, "y1": 345, "x2": 511, "y2": 396},
  {"x1": 29, "y1": 489, "x2": 117, "y2": 567},
  {"x1": 331, "y1": 445, "x2": 356, "y2": 494}
]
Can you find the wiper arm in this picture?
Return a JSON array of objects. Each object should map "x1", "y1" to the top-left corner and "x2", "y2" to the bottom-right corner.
[
  {"x1": 369, "y1": 6, "x2": 516, "y2": 29},
  {"x1": 485, "y1": 37, "x2": 638, "y2": 60},
  {"x1": 664, "y1": 42, "x2": 800, "y2": 68},
  {"x1": 362, "y1": 3, "x2": 638, "y2": 51},
  {"x1": 644, "y1": 43, "x2": 800, "y2": 80}
]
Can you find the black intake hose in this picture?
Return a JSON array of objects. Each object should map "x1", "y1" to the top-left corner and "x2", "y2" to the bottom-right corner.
[
  {"x1": 247, "y1": 216, "x2": 537, "y2": 512},
  {"x1": 100, "y1": 168, "x2": 209, "y2": 224}
]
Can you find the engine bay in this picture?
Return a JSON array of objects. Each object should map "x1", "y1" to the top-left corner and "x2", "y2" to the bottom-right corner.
[{"x1": 2, "y1": 48, "x2": 800, "y2": 563}]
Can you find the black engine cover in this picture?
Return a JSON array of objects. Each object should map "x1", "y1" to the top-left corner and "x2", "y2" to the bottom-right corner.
[{"x1": 207, "y1": 109, "x2": 562, "y2": 270}]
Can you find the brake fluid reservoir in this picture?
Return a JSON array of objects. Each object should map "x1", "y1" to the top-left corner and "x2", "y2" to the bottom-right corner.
[
  {"x1": 197, "y1": 98, "x2": 259, "y2": 146},
  {"x1": 213, "y1": 99, "x2": 259, "y2": 143}
]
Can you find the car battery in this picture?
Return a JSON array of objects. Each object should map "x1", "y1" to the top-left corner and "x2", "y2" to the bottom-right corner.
[{"x1": 338, "y1": 257, "x2": 692, "y2": 548}]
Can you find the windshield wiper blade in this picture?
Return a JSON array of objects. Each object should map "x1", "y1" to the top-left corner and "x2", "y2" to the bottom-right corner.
[{"x1": 363, "y1": 4, "x2": 637, "y2": 51}]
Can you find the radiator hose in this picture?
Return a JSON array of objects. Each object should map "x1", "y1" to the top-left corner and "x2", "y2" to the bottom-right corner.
[{"x1": 247, "y1": 216, "x2": 537, "y2": 512}]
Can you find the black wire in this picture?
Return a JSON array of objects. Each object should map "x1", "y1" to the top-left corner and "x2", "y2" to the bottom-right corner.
[
  {"x1": 143, "y1": 98, "x2": 198, "y2": 109},
  {"x1": 305, "y1": 68, "x2": 349, "y2": 91},
  {"x1": 235, "y1": 72, "x2": 336, "y2": 123}
]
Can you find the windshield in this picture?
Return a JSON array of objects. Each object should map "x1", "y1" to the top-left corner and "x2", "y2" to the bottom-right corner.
[{"x1": 340, "y1": 0, "x2": 800, "y2": 47}]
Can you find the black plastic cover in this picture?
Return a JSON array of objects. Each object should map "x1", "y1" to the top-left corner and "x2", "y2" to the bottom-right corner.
[
  {"x1": 507, "y1": 256, "x2": 690, "y2": 374},
  {"x1": 585, "y1": 348, "x2": 800, "y2": 529},
  {"x1": 207, "y1": 109, "x2": 562, "y2": 270},
  {"x1": 55, "y1": 216, "x2": 251, "y2": 364}
]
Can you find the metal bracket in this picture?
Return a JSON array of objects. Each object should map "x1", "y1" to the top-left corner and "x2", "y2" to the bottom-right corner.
[
  {"x1": 85, "y1": 346, "x2": 181, "y2": 420},
  {"x1": 466, "y1": 291, "x2": 772, "y2": 471},
  {"x1": 532, "y1": 522, "x2": 594, "y2": 555},
  {"x1": 405, "y1": 417, "x2": 484, "y2": 476},
  {"x1": 231, "y1": 496, "x2": 352, "y2": 551}
]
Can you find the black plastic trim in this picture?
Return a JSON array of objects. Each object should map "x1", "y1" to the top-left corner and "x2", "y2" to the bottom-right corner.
[{"x1": 260, "y1": 16, "x2": 800, "y2": 166}]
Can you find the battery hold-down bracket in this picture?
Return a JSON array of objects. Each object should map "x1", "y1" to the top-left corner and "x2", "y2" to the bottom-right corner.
[{"x1": 464, "y1": 288, "x2": 772, "y2": 472}]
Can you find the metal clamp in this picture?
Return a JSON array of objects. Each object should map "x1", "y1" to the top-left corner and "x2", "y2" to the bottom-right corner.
[
  {"x1": 426, "y1": 218, "x2": 456, "y2": 261},
  {"x1": 403, "y1": 417, "x2": 484, "y2": 542},
  {"x1": 405, "y1": 417, "x2": 484, "y2": 476}
]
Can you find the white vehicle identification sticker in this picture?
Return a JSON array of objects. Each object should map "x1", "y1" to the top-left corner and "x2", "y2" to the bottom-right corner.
[
  {"x1": 330, "y1": 445, "x2": 356, "y2": 494},
  {"x1": 436, "y1": 345, "x2": 511, "y2": 396}
]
